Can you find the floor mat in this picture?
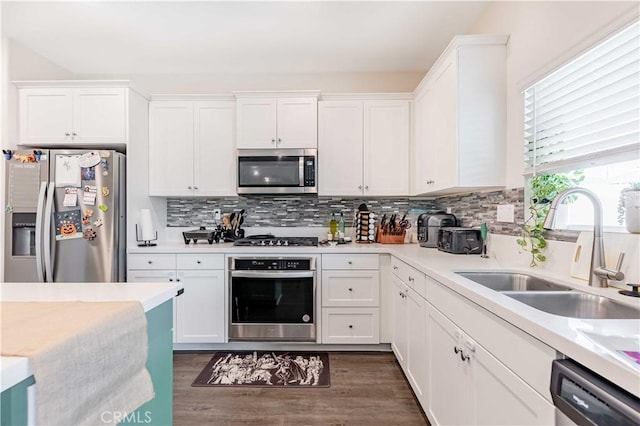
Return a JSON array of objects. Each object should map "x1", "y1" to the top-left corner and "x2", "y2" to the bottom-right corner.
[{"x1": 192, "y1": 351, "x2": 330, "y2": 387}]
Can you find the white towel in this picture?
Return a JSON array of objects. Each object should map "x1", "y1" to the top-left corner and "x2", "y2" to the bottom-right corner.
[{"x1": 1, "y1": 301, "x2": 154, "y2": 425}]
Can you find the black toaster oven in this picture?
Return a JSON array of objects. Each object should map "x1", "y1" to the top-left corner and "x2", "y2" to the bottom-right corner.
[{"x1": 437, "y1": 227, "x2": 482, "y2": 254}]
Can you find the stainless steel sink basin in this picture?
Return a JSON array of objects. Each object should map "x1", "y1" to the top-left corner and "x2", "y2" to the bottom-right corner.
[
  {"x1": 505, "y1": 292, "x2": 640, "y2": 319},
  {"x1": 457, "y1": 272, "x2": 573, "y2": 292}
]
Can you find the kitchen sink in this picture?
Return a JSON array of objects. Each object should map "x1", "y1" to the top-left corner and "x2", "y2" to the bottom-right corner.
[
  {"x1": 504, "y1": 292, "x2": 640, "y2": 320},
  {"x1": 456, "y1": 272, "x2": 573, "y2": 292}
]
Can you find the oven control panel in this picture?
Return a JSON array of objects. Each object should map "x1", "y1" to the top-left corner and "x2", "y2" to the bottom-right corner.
[{"x1": 233, "y1": 258, "x2": 313, "y2": 271}]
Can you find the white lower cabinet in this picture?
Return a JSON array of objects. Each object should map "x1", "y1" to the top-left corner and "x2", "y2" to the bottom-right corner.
[
  {"x1": 321, "y1": 307, "x2": 379, "y2": 344},
  {"x1": 427, "y1": 303, "x2": 555, "y2": 425},
  {"x1": 321, "y1": 254, "x2": 380, "y2": 344},
  {"x1": 391, "y1": 262, "x2": 427, "y2": 405},
  {"x1": 128, "y1": 253, "x2": 226, "y2": 344}
]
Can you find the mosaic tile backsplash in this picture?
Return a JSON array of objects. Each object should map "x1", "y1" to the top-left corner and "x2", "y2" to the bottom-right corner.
[{"x1": 166, "y1": 187, "x2": 578, "y2": 241}]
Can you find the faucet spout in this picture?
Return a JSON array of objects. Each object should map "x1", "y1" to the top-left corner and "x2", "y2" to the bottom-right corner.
[{"x1": 542, "y1": 187, "x2": 623, "y2": 288}]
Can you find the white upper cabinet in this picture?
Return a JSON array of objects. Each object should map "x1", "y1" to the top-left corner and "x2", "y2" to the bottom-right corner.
[
  {"x1": 18, "y1": 84, "x2": 128, "y2": 148},
  {"x1": 319, "y1": 98, "x2": 410, "y2": 196},
  {"x1": 236, "y1": 93, "x2": 318, "y2": 149},
  {"x1": 149, "y1": 99, "x2": 236, "y2": 197},
  {"x1": 411, "y1": 35, "x2": 508, "y2": 196},
  {"x1": 318, "y1": 101, "x2": 364, "y2": 196}
]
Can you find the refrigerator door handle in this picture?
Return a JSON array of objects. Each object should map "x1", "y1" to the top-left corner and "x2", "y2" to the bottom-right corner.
[
  {"x1": 34, "y1": 181, "x2": 48, "y2": 282},
  {"x1": 43, "y1": 182, "x2": 55, "y2": 282}
]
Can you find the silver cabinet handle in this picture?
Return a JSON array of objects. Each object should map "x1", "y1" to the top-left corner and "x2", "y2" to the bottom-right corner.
[
  {"x1": 148, "y1": 260, "x2": 153, "y2": 264},
  {"x1": 72, "y1": 132, "x2": 77, "y2": 136},
  {"x1": 347, "y1": 261, "x2": 353, "y2": 265},
  {"x1": 188, "y1": 186, "x2": 192, "y2": 190},
  {"x1": 365, "y1": 185, "x2": 369, "y2": 190},
  {"x1": 408, "y1": 276, "x2": 415, "y2": 282},
  {"x1": 194, "y1": 186, "x2": 198, "y2": 190},
  {"x1": 271, "y1": 139, "x2": 276, "y2": 144},
  {"x1": 358, "y1": 185, "x2": 362, "y2": 190},
  {"x1": 65, "y1": 132, "x2": 70, "y2": 136},
  {"x1": 278, "y1": 138, "x2": 282, "y2": 144},
  {"x1": 197, "y1": 260, "x2": 201, "y2": 264}
]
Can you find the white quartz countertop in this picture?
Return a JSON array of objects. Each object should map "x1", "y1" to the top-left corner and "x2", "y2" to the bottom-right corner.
[
  {"x1": 130, "y1": 241, "x2": 640, "y2": 397},
  {"x1": 1, "y1": 282, "x2": 180, "y2": 392}
]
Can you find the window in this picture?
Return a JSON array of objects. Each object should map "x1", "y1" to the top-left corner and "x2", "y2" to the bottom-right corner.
[{"x1": 524, "y1": 21, "x2": 640, "y2": 229}]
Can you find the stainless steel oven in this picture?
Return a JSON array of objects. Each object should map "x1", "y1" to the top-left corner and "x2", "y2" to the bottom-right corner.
[
  {"x1": 229, "y1": 257, "x2": 316, "y2": 341},
  {"x1": 236, "y1": 148, "x2": 317, "y2": 194}
]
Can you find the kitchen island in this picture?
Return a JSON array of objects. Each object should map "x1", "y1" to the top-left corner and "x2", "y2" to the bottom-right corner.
[{"x1": 1, "y1": 282, "x2": 179, "y2": 426}]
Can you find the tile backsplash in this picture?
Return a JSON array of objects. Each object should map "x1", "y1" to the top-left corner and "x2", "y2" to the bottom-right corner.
[{"x1": 166, "y1": 187, "x2": 578, "y2": 241}]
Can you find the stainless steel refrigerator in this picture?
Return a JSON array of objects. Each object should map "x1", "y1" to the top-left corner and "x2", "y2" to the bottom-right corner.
[{"x1": 4, "y1": 149, "x2": 125, "y2": 282}]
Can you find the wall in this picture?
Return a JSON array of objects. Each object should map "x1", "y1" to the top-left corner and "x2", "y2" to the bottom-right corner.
[
  {"x1": 468, "y1": 1, "x2": 639, "y2": 189},
  {"x1": 76, "y1": 71, "x2": 425, "y2": 95}
]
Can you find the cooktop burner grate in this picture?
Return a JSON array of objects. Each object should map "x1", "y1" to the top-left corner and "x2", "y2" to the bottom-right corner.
[{"x1": 233, "y1": 236, "x2": 318, "y2": 247}]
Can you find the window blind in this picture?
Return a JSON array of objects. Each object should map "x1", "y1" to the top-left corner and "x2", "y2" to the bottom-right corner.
[{"x1": 524, "y1": 21, "x2": 640, "y2": 176}]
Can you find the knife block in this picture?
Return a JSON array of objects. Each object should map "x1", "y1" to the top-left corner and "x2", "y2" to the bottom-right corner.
[{"x1": 376, "y1": 223, "x2": 406, "y2": 244}]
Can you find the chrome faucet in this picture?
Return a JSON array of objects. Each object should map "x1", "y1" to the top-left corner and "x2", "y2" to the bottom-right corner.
[{"x1": 542, "y1": 187, "x2": 625, "y2": 288}]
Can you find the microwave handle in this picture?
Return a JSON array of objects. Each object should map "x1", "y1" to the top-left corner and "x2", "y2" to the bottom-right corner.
[{"x1": 299, "y1": 156, "x2": 304, "y2": 187}]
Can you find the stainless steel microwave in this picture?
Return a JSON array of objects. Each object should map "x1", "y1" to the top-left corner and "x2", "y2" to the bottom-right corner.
[{"x1": 237, "y1": 149, "x2": 317, "y2": 194}]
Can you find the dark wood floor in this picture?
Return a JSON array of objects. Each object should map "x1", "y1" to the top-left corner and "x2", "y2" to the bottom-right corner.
[{"x1": 174, "y1": 351, "x2": 429, "y2": 425}]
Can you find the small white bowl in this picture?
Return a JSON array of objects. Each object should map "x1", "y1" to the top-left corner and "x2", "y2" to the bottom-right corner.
[{"x1": 328, "y1": 241, "x2": 338, "y2": 247}]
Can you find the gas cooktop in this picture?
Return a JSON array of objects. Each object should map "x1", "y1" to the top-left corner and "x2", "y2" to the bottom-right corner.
[{"x1": 233, "y1": 235, "x2": 318, "y2": 247}]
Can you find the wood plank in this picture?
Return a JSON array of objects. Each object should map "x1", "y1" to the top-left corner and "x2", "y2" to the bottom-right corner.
[{"x1": 174, "y1": 352, "x2": 429, "y2": 425}]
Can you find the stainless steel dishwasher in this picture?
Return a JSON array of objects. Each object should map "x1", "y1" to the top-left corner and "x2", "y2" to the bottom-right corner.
[{"x1": 551, "y1": 359, "x2": 640, "y2": 425}]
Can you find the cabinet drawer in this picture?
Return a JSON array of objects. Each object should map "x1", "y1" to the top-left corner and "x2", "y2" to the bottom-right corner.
[
  {"x1": 128, "y1": 254, "x2": 176, "y2": 270},
  {"x1": 321, "y1": 308, "x2": 380, "y2": 344},
  {"x1": 322, "y1": 254, "x2": 379, "y2": 270},
  {"x1": 322, "y1": 270, "x2": 379, "y2": 307},
  {"x1": 391, "y1": 257, "x2": 426, "y2": 298},
  {"x1": 176, "y1": 254, "x2": 224, "y2": 270}
]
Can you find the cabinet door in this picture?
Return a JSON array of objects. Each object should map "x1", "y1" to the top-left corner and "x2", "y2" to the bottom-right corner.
[
  {"x1": 405, "y1": 287, "x2": 427, "y2": 406},
  {"x1": 276, "y1": 97, "x2": 317, "y2": 148},
  {"x1": 149, "y1": 102, "x2": 194, "y2": 196},
  {"x1": 427, "y1": 304, "x2": 472, "y2": 426},
  {"x1": 432, "y1": 58, "x2": 458, "y2": 192},
  {"x1": 471, "y1": 337, "x2": 556, "y2": 425},
  {"x1": 236, "y1": 98, "x2": 277, "y2": 149},
  {"x1": 19, "y1": 88, "x2": 73, "y2": 144},
  {"x1": 194, "y1": 101, "x2": 236, "y2": 196},
  {"x1": 318, "y1": 101, "x2": 364, "y2": 196},
  {"x1": 391, "y1": 275, "x2": 407, "y2": 366},
  {"x1": 175, "y1": 269, "x2": 225, "y2": 343},
  {"x1": 412, "y1": 85, "x2": 438, "y2": 195},
  {"x1": 72, "y1": 88, "x2": 127, "y2": 144},
  {"x1": 363, "y1": 100, "x2": 410, "y2": 196}
]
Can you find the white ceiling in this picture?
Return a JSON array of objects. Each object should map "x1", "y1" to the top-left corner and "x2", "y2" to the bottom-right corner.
[{"x1": 1, "y1": 1, "x2": 490, "y2": 75}]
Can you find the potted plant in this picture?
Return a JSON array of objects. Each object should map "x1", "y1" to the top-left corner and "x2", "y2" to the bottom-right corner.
[
  {"x1": 517, "y1": 171, "x2": 584, "y2": 267},
  {"x1": 618, "y1": 182, "x2": 640, "y2": 234}
]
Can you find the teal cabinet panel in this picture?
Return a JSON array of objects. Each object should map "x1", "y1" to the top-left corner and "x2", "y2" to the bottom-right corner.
[
  {"x1": 1, "y1": 376, "x2": 35, "y2": 426},
  {"x1": 121, "y1": 300, "x2": 173, "y2": 426}
]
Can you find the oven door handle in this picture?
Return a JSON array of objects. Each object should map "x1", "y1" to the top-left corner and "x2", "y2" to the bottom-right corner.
[{"x1": 230, "y1": 271, "x2": 315, "y2": 279}]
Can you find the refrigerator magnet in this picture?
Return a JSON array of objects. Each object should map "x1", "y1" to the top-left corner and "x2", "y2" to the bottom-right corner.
[
  {"x1": 55, "y1": 210, "x2": 83, "y2": 241},
  {"x1": 5, "y1": 205, "x2": 12, "y2": 212},
  {"x1": 93, "y1": 218, "x2": 104, "y2": 228},
  {"x1": 101, "y1": 159, "x2": 109, "y2": 176},
  {"x1": 102, "y1": 187, "x2": 110, "y2": 197},
  {"x1": 81, "y1": 167, "x2": 95, "y2": 181},
  {"x1": 83, "y1": 228, "x2": 97, "y2": 241},
  {"x1": 99, "y1": 150, "x2": 111, "y2": 158},
  {"x1": 99, "y1": 204, "x2": 108, "y2": 212},
  {"x1": 79, "y1": 151, "x2": 101, "y2": 168}
]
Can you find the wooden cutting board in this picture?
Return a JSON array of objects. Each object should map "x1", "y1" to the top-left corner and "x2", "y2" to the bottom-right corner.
[{"x1": 570, "y1": 231, "x2": 593, "y2": 281}]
